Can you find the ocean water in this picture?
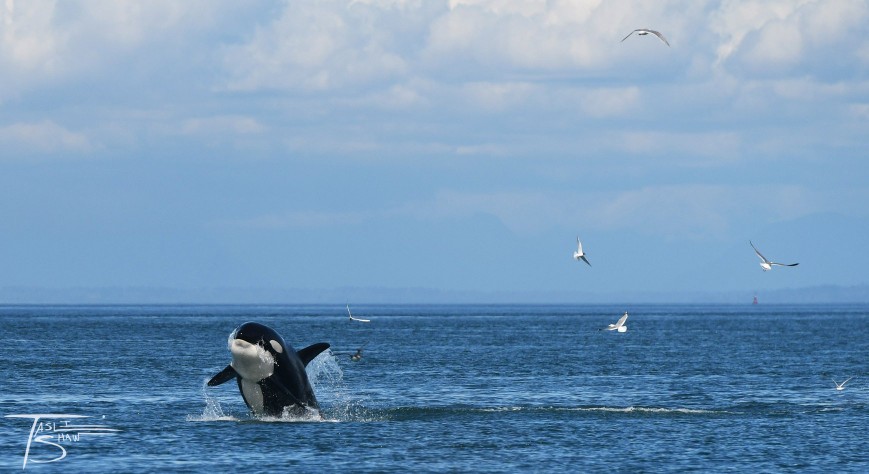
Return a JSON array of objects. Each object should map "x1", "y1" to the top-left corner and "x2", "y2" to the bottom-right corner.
[{"x1": 0, "y1": 304, "x2": 866, "y2": 472}]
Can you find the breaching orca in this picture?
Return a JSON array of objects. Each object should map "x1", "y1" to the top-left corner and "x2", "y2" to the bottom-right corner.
[{"x1": 207, "y1": 322, "x2": 330, "y2": 417}]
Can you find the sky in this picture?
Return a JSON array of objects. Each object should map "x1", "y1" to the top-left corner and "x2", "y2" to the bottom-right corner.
[{"x1": 1, "y1": 0, "x2": 868, "y2": 302}]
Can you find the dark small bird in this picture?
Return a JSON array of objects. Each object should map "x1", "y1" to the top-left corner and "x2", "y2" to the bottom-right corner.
[{"x1": 351, "y1": 346, "x2": 365, "y2": 362}]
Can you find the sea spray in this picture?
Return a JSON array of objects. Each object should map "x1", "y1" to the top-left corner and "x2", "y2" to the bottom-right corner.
[
  {"x1": 308, "y1": 349, "x2": 371, "y2": 421},
  {"x1": 187, "y1": 383, "x2": 237, "y2": 422}
]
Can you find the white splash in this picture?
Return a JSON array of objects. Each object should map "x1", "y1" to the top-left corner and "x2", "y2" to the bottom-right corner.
[
  {"x1": 187, "y1": 384, "x2": 238, "y2": 422},
  {"x1": 307, "y1": 349, "x2": 370, "y2": 421}
]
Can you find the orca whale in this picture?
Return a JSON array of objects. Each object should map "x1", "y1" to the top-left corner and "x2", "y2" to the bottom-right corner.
[{"x1": 207, "y1": 322, "x2": 330, "y2": 417}]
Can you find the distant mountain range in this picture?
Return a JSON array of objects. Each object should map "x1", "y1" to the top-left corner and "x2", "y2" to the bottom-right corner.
[{"x1": 2, "y1": 284, "x2": 868, "y2": 305}]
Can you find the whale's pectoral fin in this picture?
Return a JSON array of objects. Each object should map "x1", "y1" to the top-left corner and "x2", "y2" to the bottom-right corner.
[
  {"x1": 297, "y1": 342, "x2": 330, "y2": 366},
  {"x1": 207, "y1": 365, "x2": 238, "y2": 386}
]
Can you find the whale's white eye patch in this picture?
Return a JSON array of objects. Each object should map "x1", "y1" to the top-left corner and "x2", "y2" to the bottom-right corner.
[{"x1": 269, "y1": 340, "x2": 283, "y2": 353}]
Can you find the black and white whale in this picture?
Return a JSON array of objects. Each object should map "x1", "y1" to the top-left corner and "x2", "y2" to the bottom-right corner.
[{"x1": 207, "y1": 322, "x2": 330, "y2": 418}]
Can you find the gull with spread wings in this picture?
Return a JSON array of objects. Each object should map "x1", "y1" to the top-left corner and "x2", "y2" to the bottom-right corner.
[
  {"x1": 833, "y1": 377, "x2": 853, "y2": 391},
  {"x1": 621, "y1": 28, "x2": 670, "y2": 47},
  {"x1": 347, "y1": 305, "x2": 371, "y2": 323},
  {"x1": 601, "y1": 312, "x2": 629, "y2": 333},
  {"x1": 750, "y1": 241, "x2": 799, "y2": 272}
]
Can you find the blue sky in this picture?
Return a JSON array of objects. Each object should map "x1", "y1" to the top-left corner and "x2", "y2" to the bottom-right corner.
[{"x1": 1, "y1": 0, "x2": 868, "y2": 301}]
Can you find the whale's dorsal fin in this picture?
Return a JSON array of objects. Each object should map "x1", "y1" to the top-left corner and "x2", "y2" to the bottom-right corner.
[
  {"x1": 207, "y1": 365, "x2": 238, "y2": 386},
  {"x1": 297, "y1": 342, "x2": 330, "y2": 366}
]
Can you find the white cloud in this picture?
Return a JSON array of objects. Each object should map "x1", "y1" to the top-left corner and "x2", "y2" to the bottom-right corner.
[
  {"x1": 220, "y1": 1, "x2": 409, "y2": 91},
  {"x1": 0, "y1": 120, "x2": 93, "y2": 155},
  {"x1": 0, "y1": 0, "x2": 229, "y2": 101},
  {"x1": 0, "y1": 0, "x2": 64, "y2": 75},
  {"x1": 216, "y1": 210, "x2": 370, "y2": 230},
  {"x1": 217, "y1": 0, "x2": 704, "y2": 95},
  {"x1": 426, "y1": 0, "x2": 632, "y2": 71},
  {"x1": 454, "y1": 143, "x2": 509, "y2": 156},
  {"x1": 416, "y1": 190, "x2": 562, "y2": 233},
  {"x1": 616, "y1": 130, "x2": 743, "y2": 164},
  {"x1": 578, "y1": 86, "x2": 640, "y2": 118},
  {"x1": 460, "y1": 81, "x2": 538, "y2": 111},
  {"x1": 181, "y1": 115, "x2": 266, "y2": 136},
  {"x1": 711, "y1": 0, "x2": 869, "y2": 74},
  {"x1": 0, "y1": 1, "x2": 865, "y2": 170},
  {"x1": 710, "y1": 0, "x2": 807, "y2": 66},
  {"x1": 850, "y1": 103, "x2": 869, "y2": 120},
  {"x1": 389, "y1": 184, "x2": 821, "y2": 239}
]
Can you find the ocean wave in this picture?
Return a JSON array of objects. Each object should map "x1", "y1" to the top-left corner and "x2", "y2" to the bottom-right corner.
[
  {"x1": 565, "y1": 406, "x2": 726, "y2": 415},
  {"x1": 477, "y1": 405, "x2": 727, "y2": 415},
  {"x1": 185, "y1": 414, "x2": 239, "y2": 422},
  {"x1": 367, "y1": 404, "x2": 729, "y2": 420}
]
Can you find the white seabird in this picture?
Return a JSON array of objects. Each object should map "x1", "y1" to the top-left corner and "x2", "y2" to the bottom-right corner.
[
  {"x1": 750, "y1": 241, "x2": 799, "y2": 271},
  {"x1": 347, "y1": 305, "x2": 371, "y2": 323},
  {"x1": 573, "y1": 237, "x2": 591, "y2": 266},
  {"x1": 621, "y1": 28, "x2": 670, "y2": 47},
  {"x1": 602, "y1": 312, "x2": 628, "y2": 332},
  {"x1": 833, "y1": 377, "x2": 853, "y2": 391}
]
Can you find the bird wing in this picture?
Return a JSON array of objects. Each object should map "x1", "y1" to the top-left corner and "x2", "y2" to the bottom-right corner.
[
  {"x1": 616, "y1": 312, "x2": 628, "y2": 327},
  {"x1": 843, "y1": 376, "x2": 853, "y2": 385},
  {"x1": 347, "y1": 306, "x2": 371, "y2": 322},
  {"x1": 750, "y1": 241, "x2": 770, "y2": 263},
  {"x1": 650, "y1": 30, "x2": 670, "y2": 46},
  {"x1": 770, "y1": 262, "x2": 799, "y2": 267},
  {"x1": 581, "y1": 255, "x2": 591, "y2": 267},
  {"x1": 576, "y1": 237, "x2": 583, "y2": 254},
  {"x1": 620, "y1": 30, "x2": 637, "y2": 42}
]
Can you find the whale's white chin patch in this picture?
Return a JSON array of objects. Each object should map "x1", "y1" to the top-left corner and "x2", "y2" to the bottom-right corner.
[{"x1": 230, "y1": 339, "x2": 275, "y2": 381}]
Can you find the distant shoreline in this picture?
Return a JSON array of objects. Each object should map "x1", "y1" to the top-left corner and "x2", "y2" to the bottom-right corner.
[{"x1": 1, "y1": 284, "x2": 867, "y2": 305}]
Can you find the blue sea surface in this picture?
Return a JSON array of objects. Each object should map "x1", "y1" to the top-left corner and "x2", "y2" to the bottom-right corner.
[{"x1": 1, "y1": 304, "x2": 866, "y2": 472}]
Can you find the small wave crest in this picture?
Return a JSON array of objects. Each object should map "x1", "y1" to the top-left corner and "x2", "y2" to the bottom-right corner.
[
  {"x1": 567, "y1": 406, "x2": 725, "y2": 415},
  {"x1": 376, "y1": 405, "x2": 727, "y2": 420},
  {"x1": 477, "y1": 405, "x2": 726, "y2": 415}
]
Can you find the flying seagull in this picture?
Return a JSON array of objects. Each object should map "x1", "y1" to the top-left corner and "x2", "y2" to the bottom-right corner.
[
  {"x1": 601, "y1": 312, "x2": 628, "y2": 332},
  {"x1": 621, "y1": 28, "x2": 670, "y2": 47},
  {"x1": 347, "y1": 305, "x2": 371, "y2": 323},
  {"x1": 833, "y1": 377, "x2": 853, "y2": 391},
  {"x1": 573, "y1": 237, "x2": 591, "y2": 266},
  {"x1": 750, "y1": 241, "x2": 799, "y2": 272}
]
